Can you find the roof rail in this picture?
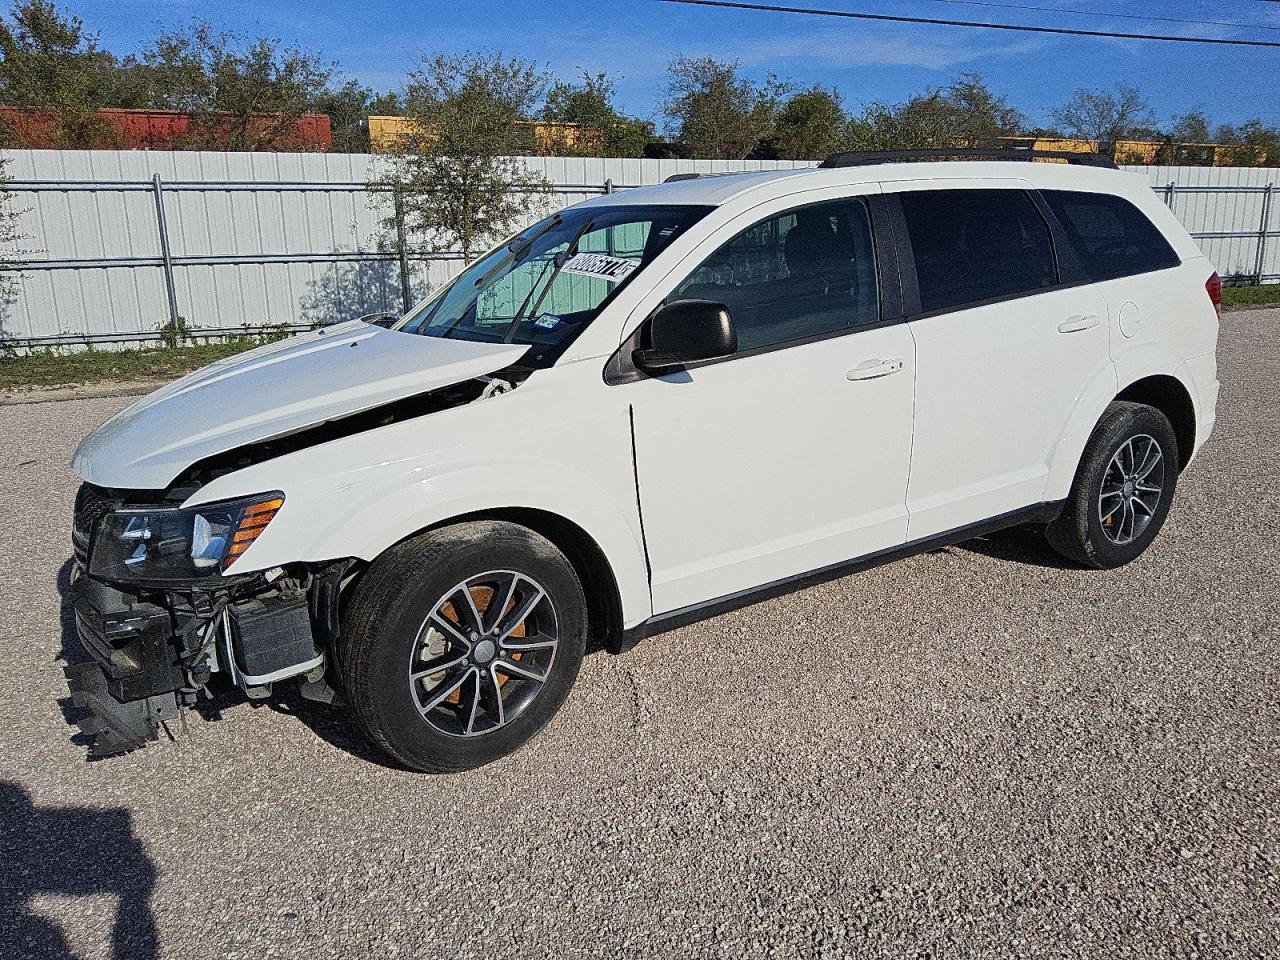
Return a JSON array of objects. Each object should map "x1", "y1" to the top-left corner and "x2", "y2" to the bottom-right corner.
[
  {"x1": 818, "y1": 148, "x2": 1119, "y2": 170},
  {"x1": 662, "y1": 171, "x2": 750, "y2": 183}
]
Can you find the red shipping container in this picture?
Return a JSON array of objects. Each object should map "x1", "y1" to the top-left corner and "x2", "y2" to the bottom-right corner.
[{"x1": 0, "y1": 106, "x2": 332, "y2": 151}]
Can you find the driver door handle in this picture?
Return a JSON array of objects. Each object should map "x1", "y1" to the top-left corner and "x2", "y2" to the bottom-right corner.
[
  {"x1": 1058, "y1": 314, "x2": 1101, "y2": 334},
  {"x1": 847, "y1": 358, "x2": 905, "y2": 381}
]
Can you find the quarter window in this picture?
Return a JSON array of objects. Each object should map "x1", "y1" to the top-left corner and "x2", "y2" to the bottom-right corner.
[
  {"x1": 1041, "y1": 190, "x2": 1180, "y2": 281},
  {"x1": 671, "y1": 197, "x2": 880, "y2": 352},
  {"x1": 898, "y1": 189, "x2": 1058, "y2": 314}
]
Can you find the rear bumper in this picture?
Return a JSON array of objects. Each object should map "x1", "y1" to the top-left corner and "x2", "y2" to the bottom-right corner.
[{"x1": 1177, "y1": 352, "x2": 1219, "y2": 464}]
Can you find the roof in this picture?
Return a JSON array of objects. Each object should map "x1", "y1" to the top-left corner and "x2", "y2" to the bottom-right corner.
[{"x1": 577, "y1": 161, "x2": 1149, "y2": 211}]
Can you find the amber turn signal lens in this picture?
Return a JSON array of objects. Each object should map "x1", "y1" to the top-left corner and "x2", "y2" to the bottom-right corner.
[{"x1": 222, "y1": 496, "x2": 284, "y2": 569}]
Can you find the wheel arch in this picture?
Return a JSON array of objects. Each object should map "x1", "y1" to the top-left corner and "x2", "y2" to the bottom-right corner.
[
  {"x1": 1115, "y1": 374, "x2": 1196, "y2": 470},
  {"x1": 388, "y1": 507, "x2": 628, "y2": 655}
]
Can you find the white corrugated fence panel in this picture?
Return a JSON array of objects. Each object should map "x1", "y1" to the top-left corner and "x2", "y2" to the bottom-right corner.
[{"x1": 0, "y1": 150, "x2": 1270, "y2": 348}]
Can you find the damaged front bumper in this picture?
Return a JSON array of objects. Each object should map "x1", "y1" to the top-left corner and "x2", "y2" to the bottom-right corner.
[{"x1": 64, "y1": 561, "x2": 348, "y2": 757}]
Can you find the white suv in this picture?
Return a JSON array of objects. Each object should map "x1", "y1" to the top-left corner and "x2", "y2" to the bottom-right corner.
[{"x1": 66, "y1": 151, "x2": 1220, "y2": 772}]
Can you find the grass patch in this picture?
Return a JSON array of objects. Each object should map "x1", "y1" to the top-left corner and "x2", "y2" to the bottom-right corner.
[
  {"x1": 0, "y1": 339, "x2": 266, "y2": 390},
  {"x1": 1222, "y1": 284, "x2": 1280, "y2": 309}
]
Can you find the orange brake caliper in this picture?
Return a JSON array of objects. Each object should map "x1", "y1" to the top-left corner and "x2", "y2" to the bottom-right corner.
[{"x1": 439, "y1": 586, "x2": 526, "y2": 703}]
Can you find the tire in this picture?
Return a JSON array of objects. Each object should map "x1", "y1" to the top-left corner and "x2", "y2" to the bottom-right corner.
[
  {"x1": 339, "y1": 520, "x2": 587, "y2": 772},
  {"x1": 1045, "y1": 401, "x2": 1180, "y2": 569}
]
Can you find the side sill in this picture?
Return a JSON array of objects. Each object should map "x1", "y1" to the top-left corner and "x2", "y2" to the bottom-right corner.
[{"x1": 612, "y1": 500, "x2": 1064, "y2": 653}]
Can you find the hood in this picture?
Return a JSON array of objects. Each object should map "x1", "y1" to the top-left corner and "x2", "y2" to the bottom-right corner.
[{"x1": 72, "y1": 322, "x2": 530, "y2": 490}]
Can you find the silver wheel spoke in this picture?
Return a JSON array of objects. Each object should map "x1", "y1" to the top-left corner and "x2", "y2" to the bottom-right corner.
[
  {"x1": 418, "y1": 668, "x2": 473, "y2": 714},
  {"x1": 482, "y1": 667, "x2": 505, "y2": 728},
  {"x1": 460, "y1": 672, "x2": 481, "y2": 735},
  {"x1": 411, "y1": 649, "x2": 469, "y2": 681},
  {"x1": 1101, "y1": 498, "x2": 1124, "y2": 523},
  {"x1": 451, "y1": 586, "x2": 485, "y2": 635},
  {"x1": 501, "y1": 635, "x2": 558, "y2": 652},
  {"x1": 1135, "y1": 447, "x2": 1163, "y2": 480},
  {"x1": 485, "y1": 573, "x2": 521, "y2": 634},
  {"x1": 495, "y1": 656, "x2": 549, "y2": 684},
  {"x1": 498, "y1": 586, "x2": 546, "y2": 642},
  {"x1": 428, "y1": 612, "x2": 470, "y2": 648},
  {"x1": 1118, "y1": 438, "x2": 1135, "y2": 476}
]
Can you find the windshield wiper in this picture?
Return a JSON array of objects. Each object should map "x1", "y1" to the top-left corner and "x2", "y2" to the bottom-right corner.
[
  {"x1": 472, "y1": 215, "x2": 564, "y2": 289},
  {"x1": 501, "y1": 218, "x2": 595, "y2": 344}
]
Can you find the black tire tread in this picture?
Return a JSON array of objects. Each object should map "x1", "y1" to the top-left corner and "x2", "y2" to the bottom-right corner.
[
  {"x1": 1045, "y1": 401, "x2": 1179, "y2": 569},
  {"x1": 339, "y1": 520, "x2": 585, "y2": 773}
]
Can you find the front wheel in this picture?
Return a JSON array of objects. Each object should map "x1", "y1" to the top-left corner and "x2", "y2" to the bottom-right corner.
[
  {"x1": 340, "y1": 521, "x2": 587, "y2": 772},
  {"x1": 1045, "y1": 401, "x2": 1180, "y2": 569}
]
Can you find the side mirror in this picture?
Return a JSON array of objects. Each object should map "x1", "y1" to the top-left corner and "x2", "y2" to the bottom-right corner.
[
  {"x1": 358, "y1": 312, "x2": 400, "y2": 329},
  {"x1": 633, "y1": 299, "x2": 737, "y2": 373}
]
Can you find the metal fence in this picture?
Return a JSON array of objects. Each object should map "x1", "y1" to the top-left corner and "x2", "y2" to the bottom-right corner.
[{"x1": 0, "y1": 150, "x2": 1275, "y2": 351}]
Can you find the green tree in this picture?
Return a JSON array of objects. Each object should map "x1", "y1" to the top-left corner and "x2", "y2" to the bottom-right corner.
[
  {"x1": 766, "y1": 86, "x2": 848, "y2": 160},
  {"x1": 1051, "y1": 85, "x2": 1157, "y2": 144},
  {"x1": 141, "y1": 21, "x2": 333, "y2": 151},
  {"x1": 1168, "y1": 110, "x2": 1212, "y2": 143},
  {"x1": 1214, "y1": 119, "x2": 1280, "y2": 166},
  {"x1": 848, "y1": 73, "x2": 1023, "y2": 150},
  {"x1": 0, "y1": 155, "x2": 22, "y2": 307},
  {"x1": 313, "y1": 80, "x2": 401, "y2": 153},
  {"x1": 540, "y1": 71, "x2": 653, "y2": 157},
  {"x1": 662, "y1": 56, "x2": 789, "y2": 159},
  {"x1": 372, "y1": 52, "x2": 554, "y2": 263},
  {"x1": 0, "y1": 0, "x2": 144, "y2": 147}
]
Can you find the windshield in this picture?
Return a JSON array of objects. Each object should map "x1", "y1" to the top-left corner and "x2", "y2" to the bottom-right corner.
[{"x1": 397, "y1": 205, "x2": 711, "y2": 365}]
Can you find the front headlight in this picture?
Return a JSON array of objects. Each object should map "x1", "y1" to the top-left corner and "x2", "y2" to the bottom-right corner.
[{"x1": 88, "y1": 492, "x2": 284, "y2": 584}]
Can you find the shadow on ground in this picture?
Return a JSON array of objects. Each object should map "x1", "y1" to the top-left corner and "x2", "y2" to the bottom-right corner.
[
  {"x1": 951, "y1": 525, "x2": 1079, "y2": 570},
  {"x1": 0, "y1": 782, "x2": 158, "y2": 960}
]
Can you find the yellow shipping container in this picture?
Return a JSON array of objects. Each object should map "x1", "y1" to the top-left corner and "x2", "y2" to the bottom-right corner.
[{"x1": 366, "y1": 116, "x2": 601, "y2": 155}]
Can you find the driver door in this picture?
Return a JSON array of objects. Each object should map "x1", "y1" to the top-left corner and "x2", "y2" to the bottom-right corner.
[{"x1": 623, "y1": 190, "x2": 917, "y2": 614}]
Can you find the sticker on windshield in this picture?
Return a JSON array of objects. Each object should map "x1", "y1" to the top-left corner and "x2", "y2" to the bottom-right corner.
[
  {"x1": 561, "y1": 252, "x2": 637, "y2": 282},
  {"x1": 534, "y1": 313, "x2": 561, "y2": 329}
]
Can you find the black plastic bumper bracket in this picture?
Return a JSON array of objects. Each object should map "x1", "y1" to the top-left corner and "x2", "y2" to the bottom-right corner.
[{"x1": 64, "y1": 660, "x2": 180, "y2": 757}]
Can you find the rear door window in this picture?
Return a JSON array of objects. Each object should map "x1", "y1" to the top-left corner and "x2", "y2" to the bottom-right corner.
[
  {"x1": 1041, "y1": 190, "x2": 1180, "y2": 281},
  {"x1": 898, "y1": 189, "x2": 1058, "y2": 314}
]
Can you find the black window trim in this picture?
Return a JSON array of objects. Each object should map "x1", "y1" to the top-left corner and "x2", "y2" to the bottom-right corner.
[
  {"x1": 890, "y1": 186, "x2": 1077, "y2": 321},
  {"x1": 603, "y1": 192, "x2": 906, "y2": 384}
]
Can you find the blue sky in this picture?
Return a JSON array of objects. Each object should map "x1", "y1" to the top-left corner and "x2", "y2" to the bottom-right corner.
[{"x1": 45, "y1": 0, "x2": 1280, "y2": 129}]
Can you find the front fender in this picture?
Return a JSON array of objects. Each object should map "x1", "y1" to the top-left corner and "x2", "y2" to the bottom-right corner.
[{"x1": 185, "y1": 370, "x2": 653, "y2": 628}]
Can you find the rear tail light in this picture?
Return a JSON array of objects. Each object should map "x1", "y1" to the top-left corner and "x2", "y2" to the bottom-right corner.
[{"x1": 1206, "y1": 271, "x2": 1222, "y2": 319}]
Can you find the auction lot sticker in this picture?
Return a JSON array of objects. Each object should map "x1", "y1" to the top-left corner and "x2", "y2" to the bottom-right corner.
[{"x1": 562, "y1": 253, "x2": 637, "y2": 282}]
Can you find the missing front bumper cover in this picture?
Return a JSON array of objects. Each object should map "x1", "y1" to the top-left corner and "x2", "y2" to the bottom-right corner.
[{"x1": 61, "y1": 565, "x2": 344, "y2": 759}]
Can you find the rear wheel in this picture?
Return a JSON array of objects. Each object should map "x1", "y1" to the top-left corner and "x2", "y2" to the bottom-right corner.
[
  {"x1": 1045, "y1": 401, "x2": 1180, "y2": 569},
  {"x1": 340, "y1": 521, "x2": 587, "y2": 772}
]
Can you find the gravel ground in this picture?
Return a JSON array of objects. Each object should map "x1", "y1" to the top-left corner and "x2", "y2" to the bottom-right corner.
[{"x1": 1, "y1": 311, "x2": 1277, "y2": 960}]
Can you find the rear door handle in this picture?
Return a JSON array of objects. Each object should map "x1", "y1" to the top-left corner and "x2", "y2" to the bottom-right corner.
[
  {"x1": 846, "y1": 358, "x2": 905, "y2": 381},
  {"x1": 1058, "y1": 314, "x2": 1100, "y2": 334}
]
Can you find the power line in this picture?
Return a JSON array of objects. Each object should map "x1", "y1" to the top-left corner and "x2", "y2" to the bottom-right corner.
[
  {"x1": 655, "y1": 0, "x2": 1280, "y2": 47},
  {"x1": 917, "y1": 0, "x2": 1280, "y2": 34}
]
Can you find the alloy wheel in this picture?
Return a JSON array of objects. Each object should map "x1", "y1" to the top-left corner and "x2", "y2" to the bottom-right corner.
[
  {"x1": 407, "y1": 571, "x2": 558, "y2": 738},
  {"x1": 1098, "y1": 433, "x2": 1165, "y2": 546}
]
